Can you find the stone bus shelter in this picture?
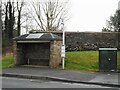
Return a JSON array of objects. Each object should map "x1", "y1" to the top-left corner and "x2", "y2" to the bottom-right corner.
[{"x1": 13, "y1": 33, "x2": 62, "y2": 68}]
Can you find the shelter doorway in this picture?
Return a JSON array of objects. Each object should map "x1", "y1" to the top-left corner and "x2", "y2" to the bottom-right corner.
[{"x1": 17, "y1": 42, "x2": 50, "y2": 66}]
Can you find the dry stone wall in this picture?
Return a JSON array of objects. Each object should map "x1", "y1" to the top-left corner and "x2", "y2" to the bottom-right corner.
[{"x1": 65, "y1": 32, "x2": 120, "y2": 51}]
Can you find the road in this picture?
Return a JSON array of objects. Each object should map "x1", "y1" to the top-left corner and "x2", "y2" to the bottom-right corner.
[{"x1": 1, "y1": 77, "x2": 118, "y2": 89}]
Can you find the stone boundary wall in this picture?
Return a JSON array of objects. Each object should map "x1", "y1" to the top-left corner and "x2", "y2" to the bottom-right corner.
[
  {"x1": 65, "y1": 32, "x2": 120, "y2": 51},
  {"x1": 32, "y1": 31, "x2": 120, "y2": 51}
]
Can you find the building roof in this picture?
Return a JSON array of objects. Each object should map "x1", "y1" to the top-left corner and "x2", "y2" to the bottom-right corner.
[{"x1": 13, "y1": 33, "x2": 62, "y2": 41}]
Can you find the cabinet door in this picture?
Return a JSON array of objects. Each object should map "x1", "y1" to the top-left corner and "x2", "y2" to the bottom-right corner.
[
  {"x1": 107, "y1": 51, "x2": 117, "y2": 70},
  {"x1": 99, "y1": 50, "x2": 117, "y2": 71}
]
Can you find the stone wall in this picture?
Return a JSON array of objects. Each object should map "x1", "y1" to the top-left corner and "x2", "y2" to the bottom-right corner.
[{"x1": 65, "y1": 32, "x2": 120, "y2": 51}]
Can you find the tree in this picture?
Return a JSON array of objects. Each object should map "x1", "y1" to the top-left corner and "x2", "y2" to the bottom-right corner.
[
  {"x1": 0, "y1": 2, "x2": 2, "y2": 32},
  {"x1": 110, "y1": 10, "x2": 120, "y2": 32},
  {"x1": 103, "y1": 9, "x2": 120, "y2": 32},
  {"x1": 17, "y1": 0, "x2": 24, "y2": 36},
  {"x1": 0, "y1": 2, "x2": 2, "y2": 48},
  {"x1": 1, "y1": 0, "x2": 26, "y2": 54},
  {"x1": 31, "y1": 0, "x2": 69, "y2": 31},
  {"x1": 3, "y1": 1, "x2": 15, "y2": 44},
  {"x1": 1, "y1": 1, "x2": 15, "y2": 54},
  {"x1": 102, "y1": 27, "x2": 111, "y2": 32},
  {"x1": 8, "y1": 1, "x2": 15, "y2": 40},
  {"x1": 2, "y1": 0, "x2": 25, "y2": 38}
]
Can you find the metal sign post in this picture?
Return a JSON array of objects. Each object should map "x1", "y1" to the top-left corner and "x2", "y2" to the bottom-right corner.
[
  {"x1": 60, "y1": 18, "x2": 65, "y2": 69},
  {"x1": 61, "y1": 28, "x2": 65, "y2": 69}
]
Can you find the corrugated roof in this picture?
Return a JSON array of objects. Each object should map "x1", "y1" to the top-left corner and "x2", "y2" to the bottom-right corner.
[{"x1": 13, "y1": 33, "x2": 62, "y2": 41}]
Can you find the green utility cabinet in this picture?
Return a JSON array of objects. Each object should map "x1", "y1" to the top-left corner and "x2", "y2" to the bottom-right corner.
[{"x1": 99, "y1": 48, "x2": 117, "y2": 71}]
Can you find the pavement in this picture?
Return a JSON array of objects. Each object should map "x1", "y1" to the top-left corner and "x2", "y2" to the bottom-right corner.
[{"x1": 1, "y1": 66, "x2": 120, "y2": 87}]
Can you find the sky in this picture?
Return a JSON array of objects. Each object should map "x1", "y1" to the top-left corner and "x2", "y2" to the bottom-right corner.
[
  {"x1": 3, "y1": 0, "x2": 119, "y2": 34},
  {"x1": 65, "y1": 0, "x2": 120, "y2": 32}
]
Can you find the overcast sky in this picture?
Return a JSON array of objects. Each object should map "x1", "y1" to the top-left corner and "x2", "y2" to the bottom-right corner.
[
  {"x1": 10, "y1": 0, "x2": 120, "y2": 34},
  {"x1": 65, "y1": 0, "x2": 119, "y2": 32}
]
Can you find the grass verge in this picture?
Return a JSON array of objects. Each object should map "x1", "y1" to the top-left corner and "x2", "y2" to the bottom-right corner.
[
  {"x1": 0, "y1": 51, "x2": 120, "y2": 71},
  {"x1": 0, "y1": 54, "x2": 14, "y2": 68},
  {"x1": 117, "y1": 51, "x2": 120, "y2": 70},
  {"x1": 65, "y1": 51, "x2": 99, "y2": 71}
]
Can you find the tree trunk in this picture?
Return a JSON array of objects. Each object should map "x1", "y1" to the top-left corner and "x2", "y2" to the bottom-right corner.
[
  {"x1": 8, "y1": 2, "x2": 13, "y2": 40},
  {"x1": 0, "y1": 4, "x2": 2, "y2": 42},
  {"x1": 17, "y1": 11, "x2": 21, "y2": 36},
  {"x1": 4, "y1": 3, "x2": 9, "y2": 40}
]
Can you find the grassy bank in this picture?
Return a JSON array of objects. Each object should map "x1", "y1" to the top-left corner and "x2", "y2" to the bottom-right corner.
[
  {"x1": 65, "y1": 51, "x2": 120, "y2": 71},
  {"x1": 65, "y1": 51, "x2": 99, "y2": 71},
  {"x1": 118, "y1": 51, "x2": 120, "y2": 69},
  {"x1": 0, "y1": 54, "x2": 14, "y2": 68}
]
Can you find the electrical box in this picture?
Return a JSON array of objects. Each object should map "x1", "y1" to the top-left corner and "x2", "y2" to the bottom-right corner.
[{"x1": 99, "y1": 48, "x2": 117, "y2": 72}]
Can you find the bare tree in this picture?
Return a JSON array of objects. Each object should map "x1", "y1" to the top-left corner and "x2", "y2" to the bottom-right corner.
[
  {"x1": 17, "y1": 0, "x2": 24, "y2": 36},
  {"x1": 0, "y1": 2, "x2": 2, "y2": 49},
  {"x1": 0, "y1": 2, "x2": 2, "y2": 31},
  {"x1": 3, "y1": 1, "x2": 15, "y2": 43},
  {"x1": 31, "y1": 0, "x2": 69, "y2": 31}
]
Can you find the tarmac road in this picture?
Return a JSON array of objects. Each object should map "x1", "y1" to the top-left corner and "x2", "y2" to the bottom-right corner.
[{"x1": 1, "y1": 77, "x2": 118, "y2": 89}]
